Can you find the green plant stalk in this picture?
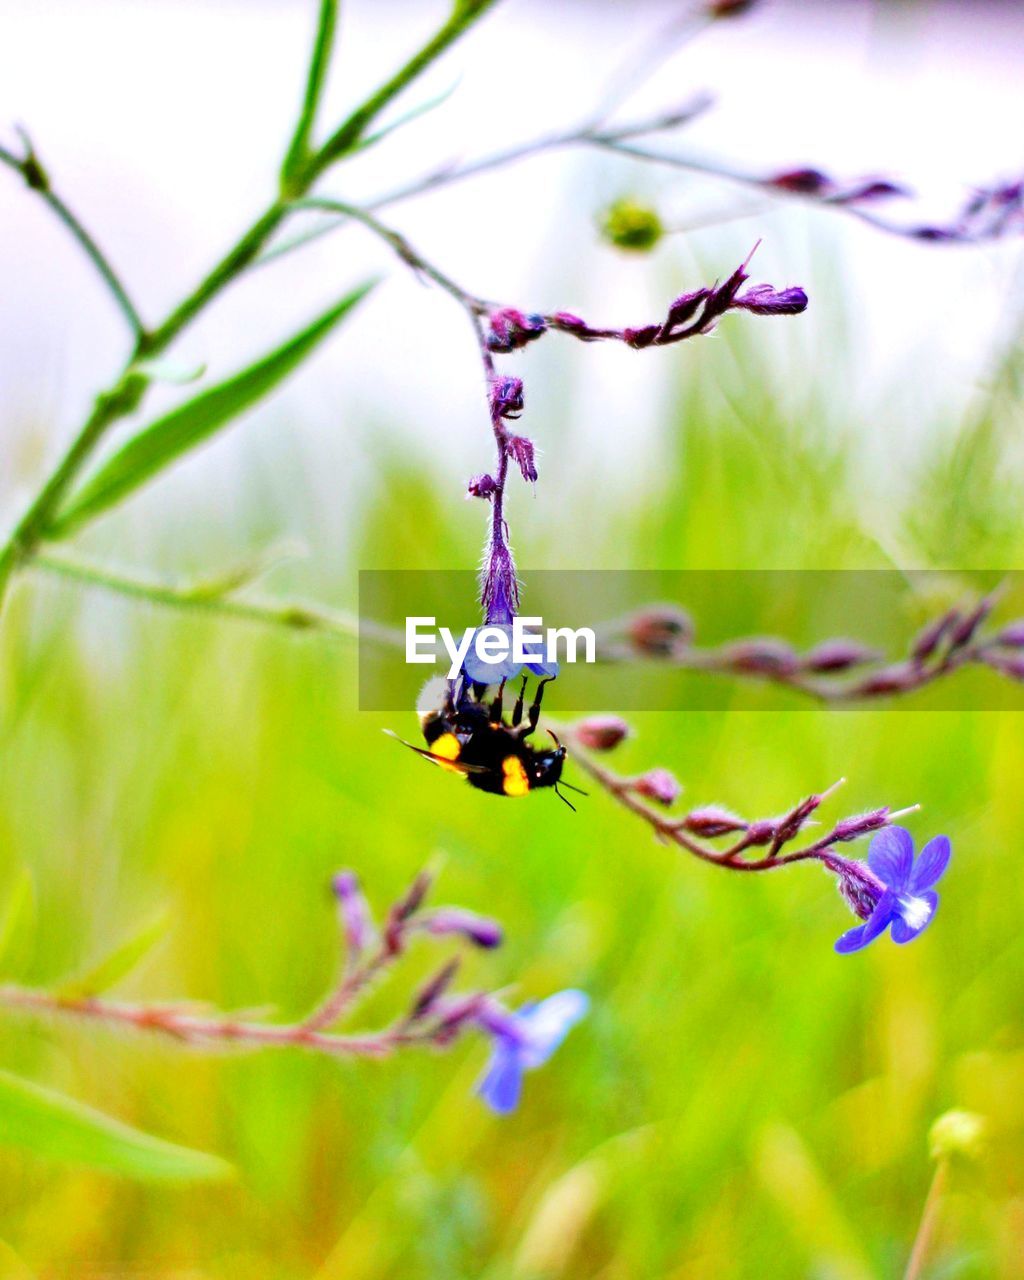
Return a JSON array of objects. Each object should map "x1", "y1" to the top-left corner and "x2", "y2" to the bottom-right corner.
[
  {"x1": 281, "y1": 0, "x2": 340, "y2": 185},
  {"x1": 0, "y1": 0, "x2": 498, "y2": 617}
]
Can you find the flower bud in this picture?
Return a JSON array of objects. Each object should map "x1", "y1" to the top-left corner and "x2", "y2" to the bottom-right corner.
[
  {"x1": 631, "y1": 768, "x2": 681, "y2": 807},
  {"x1": 769, "y1": 167, "x2": 835, "y2": 196},
  {"x1": 573, "y1": 715, "x2": 630, "y2": 752},
  {"x1": 995, "y1": 619, "x2": 1024, "y2": 648},
  {"x1": 831, "y1": 808, "x2": 890, "y2": 842},
  {"x1": 408, "y1": 958, "x2": 461, "y2": 1022},
  {"x1": 467, "y1": 473, "x2": 497, "y2": 499},
  {"x1": 802, "y1": 639, "x2": 879, "y2": 672},
  {"x1": 486, "y1": 308, "x2": 547, "y2": 353},
  {"x1": 723, "y1": 637, "x2": 799, "y2": 676},
  {"x1": 706, "y1": 0, "x2": 757, "y2": 15},
  {"x1": 628, "y1": 604, "x2": 694, "y2": 656},
  {"x1": 928, "y1": 1110, "x2": 986, "y2": 1161},
  {"x1": 331, "y1": 871, "x2": 373, "y2": 956},
  {"x1": 490, "y1": 375, "x2": 524, "y2": 421},
  {"x1": 421, "y1": 908, "x2": 503, "y2": 949},
  {"x1": 681, "y1": 805, "x2": 747, "y2": 838},
  {"x1": 599, "y1": 198, "x2": 664, "y2": 253},
  {"x1": 507, "y1": 435, "x2": 538, "y2": 484}
]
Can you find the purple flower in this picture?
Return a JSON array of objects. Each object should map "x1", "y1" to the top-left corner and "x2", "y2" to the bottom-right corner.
[
  {"x1": 461, "y1": 622, "x2": 559, "y2": 685},
  {"x1": 476, "y1": 990, "x2": 589, "y2": 1114},
  {"x1": 831, "y1": 828, "x2": 951, "y2": 954}
]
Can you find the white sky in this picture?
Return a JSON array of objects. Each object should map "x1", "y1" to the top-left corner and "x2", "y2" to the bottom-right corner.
[{"x1": 1, "y1": 0, "x2": 1023, "y2": 560}]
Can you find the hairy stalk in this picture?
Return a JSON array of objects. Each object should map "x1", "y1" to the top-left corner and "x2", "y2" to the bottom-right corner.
[
  {"x1": 561, "y1": 725, "x2": 918, "y2": 872},
  {"x1": 33, "y1": 551, "x2": 405, "y2": 648}
]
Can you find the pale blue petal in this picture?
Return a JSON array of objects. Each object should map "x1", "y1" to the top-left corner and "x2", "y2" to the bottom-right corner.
[
  {"x1": 834, "y1": 923, "x2": 869, "y2": 953},
  {"x1": 476, "y1": 1046, "x2": 524, "y2": 1114},
  {"x1": 516, "y1": 990, "x2": 590, "y2": 1069},
  {"x1": 867, "y1": 827, "x2": 914, "y2": 890}
]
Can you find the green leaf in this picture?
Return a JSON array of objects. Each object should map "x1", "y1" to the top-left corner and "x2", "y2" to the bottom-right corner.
[
  {"x1": 0, "y1": 1069, "x2": 233, "y2": 1183},
  {"x1": 0, "y1": 870, "x2": 37, "y2": 979},
  {"x1": 57, "y1": 910, "x2": 170, "y2": 998},
  {"x1": 50, "y1": 280, "x2": 377, "y2": 536}
]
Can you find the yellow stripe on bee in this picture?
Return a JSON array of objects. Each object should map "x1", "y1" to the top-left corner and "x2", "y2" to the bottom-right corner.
[
  {"x1": 502, "y1": 756, "x2": 530, "y2": 797},
  {"x1": 432, "y1": 732, "x2": 464, "y2": 774}
]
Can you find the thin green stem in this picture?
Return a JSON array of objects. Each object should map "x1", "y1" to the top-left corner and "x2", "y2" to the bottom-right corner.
[
  {"x1": 303, "y1": 0, "x2": 501, "y2": 184},
  {"x1": 0, "y1": 136, "x2": 146, "y2": 342},
  {"x1": 33, "y1": 551, "x2": 406, "y2": 649},
  {"x1": 281, "y1": 0, "x2": 340, "y2": 189}
]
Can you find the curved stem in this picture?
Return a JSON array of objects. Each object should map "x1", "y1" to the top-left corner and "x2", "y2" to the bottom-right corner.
[{"x1": 0, "y1": 137, "x2": 146, "y2": 341}]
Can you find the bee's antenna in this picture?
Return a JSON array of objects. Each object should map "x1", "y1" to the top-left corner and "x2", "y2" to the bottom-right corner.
[
  {"x1": 554, "y1": 783, "x2": 577, "y2": 812},
  {"x1": 558, "y1": 780, "x2": 588, "y2": 797},
  {"x1": 546, "y1": 728, "x2": 562, "y2": 748}
]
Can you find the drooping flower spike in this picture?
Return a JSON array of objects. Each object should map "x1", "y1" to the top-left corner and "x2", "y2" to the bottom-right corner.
[
  {"x1": 476, "y1": 989, "x2": 590, "y2": 1114},
  {"x1": 831, "y1": 827, "x2": 951, "y2": 953}
]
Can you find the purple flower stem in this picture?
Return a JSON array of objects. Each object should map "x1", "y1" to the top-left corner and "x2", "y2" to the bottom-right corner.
[{"x1": 563, "y1": 727, "x2": 919, "y2": 873}]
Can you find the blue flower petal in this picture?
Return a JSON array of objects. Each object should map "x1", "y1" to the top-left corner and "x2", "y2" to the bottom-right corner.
[
  {"x1": 526, "y1": 657, "x2": 560, "y2": 678},
  {"x1": 835, "y1": 890, "x2": 895, "y2": 954},
  {"x1": 515, "y1": 989, "x2": 589, "y2": 1069},
  {"x1": 908, "y1": 836, "x2": 951, "y2": 893},
  {"x1": 867, "y1": 827, "x2": 914, "y2": 890},
  {"x1": 891, "y1": 890, "x2": 939, "y2": 944},
  {"x1": 477, "y1": 1045, "x2": 524, "y2": 1114},
  {"x1": 834, "y1": 923, "x2": 869, "y2": 953}
]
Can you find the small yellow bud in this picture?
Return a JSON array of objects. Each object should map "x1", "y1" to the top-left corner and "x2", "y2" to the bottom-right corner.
[
  {"x1": 928, "y1": 1109, "x2": 986, "y2": 1161},
  {"x1": 599, "y1": 199, "x2": 664, "y2": 253}
]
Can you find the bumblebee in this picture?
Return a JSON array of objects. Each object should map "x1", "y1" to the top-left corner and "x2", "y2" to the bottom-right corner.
[{"x1": 387, "y1": 674, "x2": 585, "y2": 808}]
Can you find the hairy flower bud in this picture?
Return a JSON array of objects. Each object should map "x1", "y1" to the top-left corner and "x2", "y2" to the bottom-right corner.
[
  {"x1": 723, "y1": 637, "x2": 800, "y2": 676},
  {"x1": 733, "y1": 284, "x2": 809, "y2": 315},
  {"x1": 573, "y1": 715, "x2": 630, "y2": 752},
  {"x1": 486, "y1": 308, "x2": 547, "y2": 353},
  {"x1": 490, "y1": 375, "x2": 524, "y2": 421},
  {"x1": 408, "y1": 958, "x2": 461, "y2": 1022},
  {"x1": 507, "y1": 435, "x2": 538, "y2": 483},
  {"x1": 631, "y1": 767, "x2": 681, "y2": 807},
  {"x1": 929, "y1": 1110, "x2": 986, "y2": 1161},
  {"x1": 681, "y1": 805, "x2": 748, "y2": 838},
  {"x1": 467, "y1": 473, "x2": 497, "y2": 499},
  {"x1": 628, "y1": 604, "x2": 694, "y2": 655},
  {"x1": 599, "y1": 198, "x2": 664, "y2": 252},
  {"x1": 770, "y1": 167, "x2": 835, "y2": 196}
]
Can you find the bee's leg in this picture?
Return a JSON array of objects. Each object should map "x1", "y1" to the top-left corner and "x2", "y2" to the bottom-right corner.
[
  {"x1": 526, "y1": 676, "x2": 556, "y2": 734},
  {"x1": 489, "y1": 678, "x2": 507, "y2": 723},
  {"x1": 511, "y1": 675, "x2": 529, "y2": 727}
]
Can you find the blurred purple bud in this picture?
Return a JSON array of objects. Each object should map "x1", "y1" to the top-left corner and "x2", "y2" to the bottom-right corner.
[
  {"x1": 421, "y1": 908, "x2": 503, "y2": 949},
  {"x1": 947, "y1": 596, "x2": 996, "y2": 649},
  {"x1": 384, "y1": 869, "x2": 433, "y2": 954},
  {"x1": 706, "y1": 0, "x2": 758, "y2": 15},
  {"x1": 623, "y1": 323, "x2": 660, "y2": 349},
  {"x1": 551, "y1": 311, "x2": 588, "y2": 333},
  {"x1": 490, "y1": 375, "x2": 524, "y2": 421},
  {"x1": 734, "y1": 283, "x2": 809, "y2": 315},
  {"x1": 912, "y1": 608, "x2": 960, "y2": 663},
  {"x1": 769, "y1": 167, "x2": 835, "y2": 196},
  {"x1": 837, "y1": 178, "x2": 911, "y2": 204},
  {"x1": 995, "y1": 620, "x2": 1024, "y2": 648},
  {"x1": 486, "y1": 308, "x2": 547, "y2": 353},
  {"x1": 745, "y1": 820, "x2": 776, "y2": 846},
  {"x1": 856, "y1": 666, "x2": 916, "y2": 696},
  {"x1": 723, "y1": 637, "x2": 800, "y2": 676},
  {"x1": 631, "y1": 767, "x2": 682, "y2": 807},
  {"x1": 573, "y1": 715, "x2": 631, "y2": 752},
  {"x1": 409, "y1": 958, "x2": 461, "y2": 1022},
  {"x1": 628, "y1": 604, "x2": 694, "y2": 655},
  {"x1": 507, "y1": 435, "x2": 538, "y2": 484},
  {"x1": 682, "y1": 805, "x2": 748, "y2": 838},
  {"x1": 802, "y1": 639, "x2": 881, "y2": 672},
  {"x1": 821, "y1": 853, "x2": 886, "y2": 921},
  {"x1": 467, "y1": 473, "x2": 498, "y2": 499},
  {"x1": 331, "y1": 871, "x2": 373, "y2": 956}
]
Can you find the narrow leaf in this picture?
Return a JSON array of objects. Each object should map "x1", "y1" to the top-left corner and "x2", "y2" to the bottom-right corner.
[
  {"x1": 0, "y1": 870, "x2": 37, "y2": 978},
  {"x1": 58, "y1": 910, "x2": 170, "y2": 998},
  {"x1": 0, "y1": 1069, "x2": 233, "y2": 1183},
  {"x1": 51, "y1": 280, "x2": 376, "y2": 535}
]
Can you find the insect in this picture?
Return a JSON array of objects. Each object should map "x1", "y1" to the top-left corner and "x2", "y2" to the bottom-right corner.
[{"x1": 387, "y1": 674, "x2": 586, "y2": 809}]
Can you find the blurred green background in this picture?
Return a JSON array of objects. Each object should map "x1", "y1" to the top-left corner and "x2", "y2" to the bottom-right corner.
[{"x1": 2, "y1": 308, "x2": 1023, "y2": 1277}]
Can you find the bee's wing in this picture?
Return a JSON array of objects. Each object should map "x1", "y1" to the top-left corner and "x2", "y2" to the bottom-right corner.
[{"x1": 382, "y1": 729, "x2": 489, "y2": 775}]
